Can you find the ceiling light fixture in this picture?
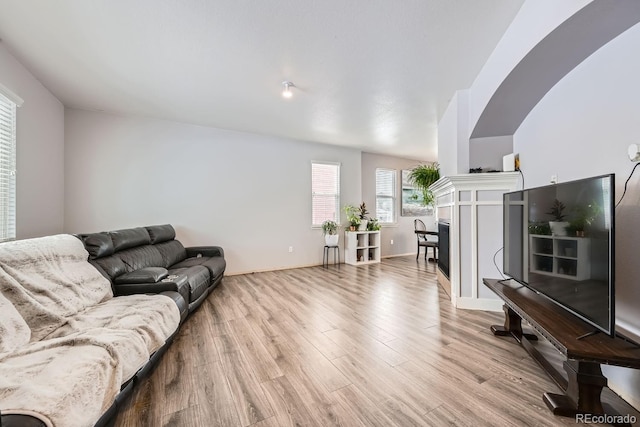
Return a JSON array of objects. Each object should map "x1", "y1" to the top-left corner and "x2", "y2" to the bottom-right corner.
[{"x1": 282, "y1": 81, "x2": 295, "y2": 98}]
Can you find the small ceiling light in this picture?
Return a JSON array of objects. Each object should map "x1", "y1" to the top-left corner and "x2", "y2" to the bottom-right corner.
[{"x1": 282, "y1": 81, "x2": 295, "y2": 98}]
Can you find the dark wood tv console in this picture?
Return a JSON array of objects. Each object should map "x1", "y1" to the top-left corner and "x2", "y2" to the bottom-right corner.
[{"x1": 483, "y1": 278, "x2": 640, "y2": 424}]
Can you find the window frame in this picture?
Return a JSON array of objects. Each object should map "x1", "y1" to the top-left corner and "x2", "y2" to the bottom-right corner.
[
  {"x1": 311, "y1": 161, "x2": 341, "y2": 228},
  {"x1": 0, "y1": 86, "x2": 20, "y2": 243},
  {"x1": 375, "y1": 168, "x2": 397, "y2": 225}
]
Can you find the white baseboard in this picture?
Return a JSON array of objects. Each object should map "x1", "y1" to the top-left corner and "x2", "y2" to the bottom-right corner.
[
  {"x1": 455, "y1": 297, "x2": 503, "y2": 312},
  {"x1": 381, "y1": 252, "x2": 415, "y2": 259},
  {"x1": 226, "y1": 262, "x2": 322, "y2": 276}
]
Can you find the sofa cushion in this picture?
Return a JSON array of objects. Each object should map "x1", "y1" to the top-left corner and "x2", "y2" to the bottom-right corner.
[
  {"x1": 171, "y1": 256, "x2": 226, "y2": 281},
  {"x1": 109, "y1": 228, "x2": 151, "y2": 252},
  {"x1": 0, "y1": 291, "x2": 30, "y2": 354},
  {"x1": 146, "y1": 224, "x2": 176, "y2": 244},
  {"x1": 117, "y1": 245, "x2": 164, "y2": 272},
  {"x1": 82, "y1": 233, "x2": 114, "y2": 259},
  {"x1": 114, "y1": 267, "x2": 168, "y2": 284},
  {"x1": 167, "y1": 265, "x2": 209, "y2": 302},
  {"x1": 155, "y1": 240, "x2": 187, "y2": 268}
]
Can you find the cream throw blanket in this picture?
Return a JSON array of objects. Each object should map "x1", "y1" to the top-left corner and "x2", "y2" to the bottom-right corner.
[{"x1": 0, "y1": 235, "x2": 180, "y2": 427}]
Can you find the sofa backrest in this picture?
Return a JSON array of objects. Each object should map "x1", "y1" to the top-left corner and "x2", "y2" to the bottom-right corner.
[{"x1": 79, "y1": 224, "x2": 187, "y2": 282}]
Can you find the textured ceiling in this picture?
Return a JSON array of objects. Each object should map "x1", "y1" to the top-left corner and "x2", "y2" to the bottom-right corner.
[{"x1": 0, "y1": 0, "x2": 523, "y2": 160}]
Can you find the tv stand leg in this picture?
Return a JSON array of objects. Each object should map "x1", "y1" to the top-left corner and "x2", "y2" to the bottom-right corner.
[
  {"x1": 544, "y1": 360, "x2": 612, "y2": 418},
  {"x1": 490, "y1": 304, "x2": 538, "y2": 343}
]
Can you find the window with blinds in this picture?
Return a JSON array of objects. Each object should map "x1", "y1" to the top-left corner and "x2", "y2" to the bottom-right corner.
[
  {"x1": 311, "y1": 162, "x2": 340, "y2": 226},
  {"x1": 376, "y1": 168, "x2": 396, "y2": 224},
  {"x1": 0, "y1": 92, "x2": 17, "y2": 242}
]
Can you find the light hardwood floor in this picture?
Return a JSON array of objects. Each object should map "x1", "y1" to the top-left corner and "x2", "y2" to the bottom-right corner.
[{"x1": 114, "y1": 256, "x2": 607, "y2": 426}]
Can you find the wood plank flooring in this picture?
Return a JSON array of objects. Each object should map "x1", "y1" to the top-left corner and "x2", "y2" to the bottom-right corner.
[{"x1": 114, "y1": 256, "x2": 609, "y2": 426}]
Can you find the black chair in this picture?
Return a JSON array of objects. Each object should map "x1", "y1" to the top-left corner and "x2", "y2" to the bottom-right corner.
[{"x1": 414, "y1": 219, "x2": 438, "y2": 261}]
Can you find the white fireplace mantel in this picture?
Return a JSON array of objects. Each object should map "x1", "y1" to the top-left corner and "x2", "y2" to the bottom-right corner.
[{"x1": 431, "y1": 172, "x2": 520, "y2": 311}]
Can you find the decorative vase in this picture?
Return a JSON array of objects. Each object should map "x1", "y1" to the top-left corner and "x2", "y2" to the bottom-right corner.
[
  {"x1": 325, "y1": 234, "x2": 339, "y2": 246},
  {"x1": 549, "y1": 221, "x2": 569, "y2": 236},
  {"x1": 358, "y1": 219, "x2": 368, "y2": 231}
]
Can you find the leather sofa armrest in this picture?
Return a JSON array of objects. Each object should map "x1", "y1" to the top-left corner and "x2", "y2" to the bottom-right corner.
[{"x1": 185, "y1": 246, "x2": 224, "y2": 258}]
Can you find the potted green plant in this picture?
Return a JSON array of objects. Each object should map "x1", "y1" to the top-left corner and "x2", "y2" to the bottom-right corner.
[
  {"x1": 566, "y1": 202, "x2": 601, "y2": 237},
  {"x1": 343, "y1": 205, "x2": 361, "y2": 231},
  {"x1": 408, "y1": 162, "x2": 440, "y2": 207},
  {"x1": 358, "y1": 202, "x2": 369, "y2": 231},
  {"x1": 321, "y1": 220, "x2": 339, "y2": 246},
  {"x1": 546, "y1": 199, "x2": 568, "y2": 236},
  {"x1": 367, "y1": 218, "x2": 381, "y2": 231}
]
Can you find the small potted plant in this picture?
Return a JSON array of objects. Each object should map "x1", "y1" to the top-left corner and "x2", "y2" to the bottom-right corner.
[
  {"x1": 358, "y1": 202, "x2": 369, "y2": 231},
  {"x1": 321, "y1": 220, "x2": 339, "y2": 246},
  {"x1": 566, "y1": 202, "x2": 601, "y2": 237},
  {"x1": 547, "y1": 199, "x2": 568, "y2": 236},
  {"x1": 343, "y1": 205, "x2": 360, "y2": 231},
  {"x1": 367, "y1": 218, "x2": 381, "y2": 231}
]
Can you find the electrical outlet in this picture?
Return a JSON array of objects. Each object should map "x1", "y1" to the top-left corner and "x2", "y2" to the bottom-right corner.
[
  {"x1": 550, "y1": 174, "x2": 558, "y2": 184},
  {"x1": 390, "y1": 239, "x2": 394, "y2": 245},
  {"x1": 288, "y1": 246, "x2": 293, "y2": 253}
]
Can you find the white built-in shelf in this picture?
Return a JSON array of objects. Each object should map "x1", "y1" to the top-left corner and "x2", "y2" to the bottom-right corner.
[{"x1": 344, "y1": 231, "x2": 380, "y2": 266}]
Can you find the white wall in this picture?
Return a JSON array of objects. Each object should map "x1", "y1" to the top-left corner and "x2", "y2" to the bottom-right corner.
[
  {"x1": 514, "y1": 20, "x2": 640, "y2": 410},
  {"x1": 468, "y1": 0, "x2": 590, "y2": 132},
  {"x1": 361, "y1": 152, "x2": 436, "y2": 258},
  {"x1": 64, "y1": 109, "x2": 361, "y2": 275},
  {"x1": 438, "y1": 90, "x2": 470, "y2": 176},
  {"x1": 469, "y1": 136, "x2": 513, "y2": 171},
  {"x1": 0, "y1": 44, "x2": 64, "y2": 238}
]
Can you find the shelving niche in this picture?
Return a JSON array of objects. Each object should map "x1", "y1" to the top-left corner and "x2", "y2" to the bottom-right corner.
[
  {"x1": 529, "y1": 235, "x2": 590, "y2": 280},
  {"x1": 345, "y1": 231, "x2": 380, "y2": 266}
]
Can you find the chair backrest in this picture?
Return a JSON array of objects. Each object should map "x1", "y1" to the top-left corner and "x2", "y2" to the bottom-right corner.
[{"x1": 414, "y1": 219, "x2": 426, "y2": 232}]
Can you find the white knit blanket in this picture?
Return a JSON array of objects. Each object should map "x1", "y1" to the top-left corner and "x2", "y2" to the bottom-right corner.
[
  {"x1": 0, "y1": 235, "x2": 180, "y2": 427},
  {"x1": 0, "y1": 234, "x2": 113, "y2": 341}
]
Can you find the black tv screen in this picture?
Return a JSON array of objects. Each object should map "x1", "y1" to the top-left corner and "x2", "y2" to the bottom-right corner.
[{"x1": 503, "y1": 174, "x2": 615, "y2": 337}]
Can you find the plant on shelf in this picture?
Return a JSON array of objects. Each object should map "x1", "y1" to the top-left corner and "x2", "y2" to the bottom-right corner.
[
  {"x1": 566, "y1": 201, "x2": 602, "y2": 237},
  {"x1": 528, "y1": 221, "x2": 551, "y2": 235},
  {"x1": 321, "y1": 220, "x2": 339, "y2": 246},
  {"x1": 408, "y1": 162, "x2": 440, "y2": 207},
  {"x1": 343, "y1": 205, "x2": 361, "y2": 231},
  {"x1": 546, "y1": 199, "x2": 568, "y2": 236},
  {"x1": 546, "y1": 199, "x2": 566, "y2": 221},
  {"x1": 358, "y1": 202, "x2": 369, "y2": 231},
  {"x1": 367, "y1": 218, "x2": 381, "y2": 231}
]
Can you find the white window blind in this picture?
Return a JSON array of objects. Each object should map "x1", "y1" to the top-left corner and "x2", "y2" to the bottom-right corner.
[
  {"x1": 376, "y1": 168, "x2": 396, "y2": 224},
  {"x1": 0, "y1": 92, "x2": 16, "y2": 243},
  {"x1": 312, "y1": 162, "x2": 340, "y2": 226}
]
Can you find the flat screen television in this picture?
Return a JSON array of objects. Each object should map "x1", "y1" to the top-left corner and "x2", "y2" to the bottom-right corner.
[{"x1": 503, "y1": 174, "x2": 615, "y2": 337}]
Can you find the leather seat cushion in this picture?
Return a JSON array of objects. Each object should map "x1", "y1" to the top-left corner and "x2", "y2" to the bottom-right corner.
[
  {"x1": 167, "y1": 265, "x2": 209, "y2": 302},
  {"x1": 171, "y1": 256, "x2": 226, "y2": 280}
]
